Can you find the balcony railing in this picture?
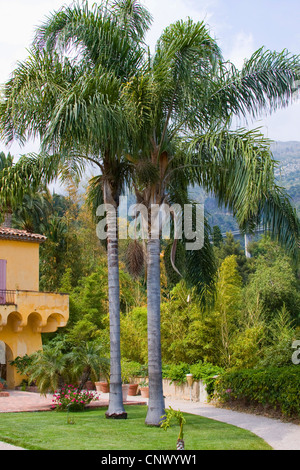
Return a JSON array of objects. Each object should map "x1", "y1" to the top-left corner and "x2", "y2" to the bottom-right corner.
[{"x1": 0, "y1": 290, "x2": 16, "y2": 305}]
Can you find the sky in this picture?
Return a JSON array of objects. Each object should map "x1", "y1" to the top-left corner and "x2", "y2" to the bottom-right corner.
[{"x1": 0, "y1": 0, "x2": 300, "y2": 161}]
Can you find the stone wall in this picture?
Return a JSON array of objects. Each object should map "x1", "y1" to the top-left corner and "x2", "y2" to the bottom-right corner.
[
  {"x1": 131, "y1": 376, "x2": 209, "y2": 402},
  {"x1": 162, "y1": 379, "x2": 208, "y2": 403}
]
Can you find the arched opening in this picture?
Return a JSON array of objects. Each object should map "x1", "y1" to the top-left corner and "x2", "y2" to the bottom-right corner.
[
  {"x1": 7, "y1": 311, "x2": 23, "y2": 333},
  {"x1": 0, "y1": 341, "x2": 13, "y2": 387},
  {"x1": 42, "y1": 313, "x2": 67, "y2": 333},
  {"x1": 27, "y1": 312, "x2": 43, "y2": 333}
]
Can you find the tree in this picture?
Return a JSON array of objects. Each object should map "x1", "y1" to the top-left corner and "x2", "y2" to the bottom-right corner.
[
  {"x1": 12, "y1": 191, "x2": 51, "y2": 233},
  {"x1": 121, "y1": 20, "x2": 300, "y2": 424},
  {"x1": 0, "y1": 152, "x2": 59, "y2": 226},
  {"x1": 212, "y1": 255, "x2": 242, "y2": 368},
  {"x1": 66, "y1": 341, "x2": 110, "y2": 391},
  {"x1": 214, "y1": 232, "x2": 253, "y2": 284},
  {"x1": 24, "y1": 346, "x2": 70, "y2": 395},
  {"x1": 244, "y1": 239, "x2": 300, "y2": 322},
  {"x1": 0, "y1": 0, "x2": 152, "y2": 419},
  {"x1": 212, "y1": 226, "x2": 223, "y2": 247}
]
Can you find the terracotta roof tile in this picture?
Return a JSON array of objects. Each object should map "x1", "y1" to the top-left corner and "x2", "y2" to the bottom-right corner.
[{"x1": 0, "y1": 227, "x2": 47, "y2": 243}]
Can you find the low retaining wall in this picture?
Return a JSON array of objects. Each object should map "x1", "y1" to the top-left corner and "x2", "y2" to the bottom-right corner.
[
  {"x1": 162, "y1": 379, "x2": 208, "y2": 403},
  {"x1": 131, "y1": 377, "x2": 209, "y2": 402}
]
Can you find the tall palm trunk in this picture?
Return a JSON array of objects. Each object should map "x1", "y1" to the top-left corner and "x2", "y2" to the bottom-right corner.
[
  {"x1": 104, "y1": 186, "x2": 127, "y2": 419},
  {"x1": 145, "y1": 236, "x2": 165, "y2": 426},
  {"x1": 143, "y1": 159, "x2": 167, "y2": 426}
]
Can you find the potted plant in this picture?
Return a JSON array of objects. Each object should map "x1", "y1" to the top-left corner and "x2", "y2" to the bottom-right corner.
[
  {"x1": 121, "y1": 363, "x2": 132, "y2": 402},
  {"x1": 128, "y1": 382, "x2": 139, "y2": 396},
  {"x1": 121, "y1": 360, "x2": 142, "y2": 396},
  {"x1": 95, "y1": 373, "x2": 110, "y2": 393},
  {"x1": 122, "y1": 383, "x2": 130, "y2": 402},
  {"x1": 139, "y1": 380, "x2": 149, "y2": 398},
  {"x1": 95, "y1": 359, "x2": 111, "y2": 393}
]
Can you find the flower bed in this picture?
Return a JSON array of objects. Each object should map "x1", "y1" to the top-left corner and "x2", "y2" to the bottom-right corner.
[{"x1": 52, "y1": 385, "x2": 99, "y2": 412}]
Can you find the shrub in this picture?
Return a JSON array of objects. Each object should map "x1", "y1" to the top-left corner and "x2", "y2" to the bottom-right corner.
[
  {"x1": 121, "y1": 360, "x2": 143, "y2": 383},
  {"x1": 162, "y1": 361, "x2": 224, "y2": 395},
  {"x1": 162, "y1": 363, "x2": 190, "y2": 384},
  {"x1": 190, "y1": 362, "x2": 224, "y2": 395},
  {"x1": 215, "y1": 366, "x2": 300, "y2": 416},
  {"x1": 190, "y1": 362, "x2": 224, "y2": 383},
  {"x1": 52, "y1": 384, "x2": 98, "y2": 412}
]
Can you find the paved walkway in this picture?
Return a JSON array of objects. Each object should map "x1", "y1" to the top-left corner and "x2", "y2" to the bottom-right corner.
[
  {"x1": 0, "y1": 391, "x2": 300, "y2": 450},
  {"x1": 163, "y1": 398, "x2": 300, "y2": 451}
]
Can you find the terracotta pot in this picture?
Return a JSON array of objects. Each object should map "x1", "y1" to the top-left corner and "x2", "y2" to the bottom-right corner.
[
  {"x1": 95, "y1": 382, "x2": 110, "y2": 393},
  {"x1": 128, "y1": 383, "x2": 139, "y2": 396},
  {"x1": 122, "y1": 384, "x2": 130, "y2": 402},
  {"x1": 140, "y1": 387, "x2": 149, "y2": 398}
]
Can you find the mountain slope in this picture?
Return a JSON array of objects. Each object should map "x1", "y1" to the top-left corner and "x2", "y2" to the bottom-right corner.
[{"x1": 191, "y1": 141, "x2": 300, "y2": 234}]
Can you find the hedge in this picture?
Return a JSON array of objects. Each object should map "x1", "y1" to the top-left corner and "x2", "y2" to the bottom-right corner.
[{"x1": 215, "y1": 366, "x2": 300, "y2": 416}]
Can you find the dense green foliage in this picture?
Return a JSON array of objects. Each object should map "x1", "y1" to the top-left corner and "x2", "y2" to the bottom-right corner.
[
  {"x1": 3, "y1": 183, "x2": 299, "y2": 406},
  {"x1": 216, "y1": 366, "x2": 300, "y2": 417}
]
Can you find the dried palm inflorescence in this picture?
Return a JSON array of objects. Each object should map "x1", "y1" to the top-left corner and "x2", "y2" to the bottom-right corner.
[{"x1": 126, "y1": 239, "x2": 145, "y2": 278}]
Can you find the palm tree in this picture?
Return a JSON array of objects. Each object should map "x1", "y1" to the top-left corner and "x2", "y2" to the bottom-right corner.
[
  {"x1": 66, "y1": 341, "x2": 110, "y2": 391},
  {"x1": 120, "y1": 19, "x2": 300, "y2": 425},
  {"x1": 0, "y1": 0, "x2": 152, "y2": 419},
  {"x1": 0, "y1": 152, "x2": 59, "y2": 226},
  {"x1": 12, "y1": 191, "x2": 51, "y2": 233},
  {"x1": 24, "y1": 346, "x2": 70, "y2": 395}
]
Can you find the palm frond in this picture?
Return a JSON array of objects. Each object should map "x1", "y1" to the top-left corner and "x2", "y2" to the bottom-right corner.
[
  {"x1": 0, "y1": 153, "x2": 60, "y2": 210},
  {"x1": 211, "y1": 47, "x2": 300, "y2": 121},
  {"x1": 111, "y1": 0, "x2": 153, "y2": 41},
  {"x1": 186, "y1": 128, "x2": 299, "y2": 257}
]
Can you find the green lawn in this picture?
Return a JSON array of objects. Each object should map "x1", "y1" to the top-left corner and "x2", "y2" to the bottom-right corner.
[{"x1": 0, "y1": 405, "x2": 272, "y2": 450}]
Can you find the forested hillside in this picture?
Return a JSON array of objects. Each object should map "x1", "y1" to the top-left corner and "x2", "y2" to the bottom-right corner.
[
  {"x1": 272, "y1": 141, "x2": 300, "y2": 214},
  {"x1": 200, "y1": 141, "x2": 300, "y2": 234}
]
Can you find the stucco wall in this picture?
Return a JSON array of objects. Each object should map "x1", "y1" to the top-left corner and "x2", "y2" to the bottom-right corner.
[
  {"x1": 132, "y1": 377, "x2": 209, "y2": 403},
  {"x1": 0, "y1": 239, "x2": 40, "y2": 291},
  {"x1": 162, "y1": 379, "x2": 209, "y2": 403},
  {"x1": 0, "y1": 291, "x2": 69, "y2": 388}
]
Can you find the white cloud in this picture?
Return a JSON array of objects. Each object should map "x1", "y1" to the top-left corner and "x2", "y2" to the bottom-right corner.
[
  {"x1": 227, "y1": 31, "x2": 255, "y2": 68},
  {"x1": 0, "y1": 0, "x2": 68, "y2": 83},
  {"x1": 141, "y1": 0, "x2": 217, "y2": 50}
]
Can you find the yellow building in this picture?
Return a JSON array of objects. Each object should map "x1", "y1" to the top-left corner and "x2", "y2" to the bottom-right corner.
[{"x1": 0, "y1": 227, "x2": 69, "y2": 388}]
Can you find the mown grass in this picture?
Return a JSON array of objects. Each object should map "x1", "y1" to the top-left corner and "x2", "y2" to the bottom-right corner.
[{"x1": 0, "y1": 405, "x2": 272, "y2": 450}]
